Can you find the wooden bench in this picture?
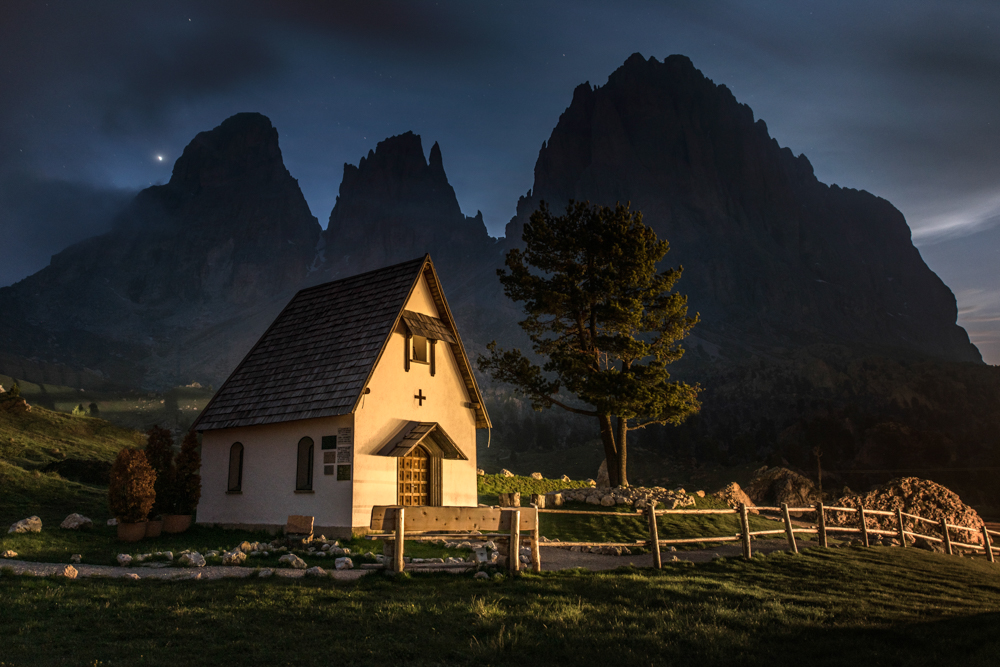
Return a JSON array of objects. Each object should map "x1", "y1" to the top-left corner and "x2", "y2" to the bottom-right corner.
[{"x1": 369, "y1": 505, "x2": 540, "y2": 574}]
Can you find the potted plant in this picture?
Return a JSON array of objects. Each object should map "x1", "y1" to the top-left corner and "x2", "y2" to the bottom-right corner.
[
  {"x1": 108, "y1": 448, "x2": 157, "y2": 542},
  {"x1": 144, "y1": 425, "x2": 175, "y2": 538},
  {"x1": 163, "y1": 430, "x2": 201, "y2": 533}
]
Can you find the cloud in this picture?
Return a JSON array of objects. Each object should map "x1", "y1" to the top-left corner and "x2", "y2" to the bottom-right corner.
[{"x1": 0, "y1": 173, "x2": 134, "y2": 287}]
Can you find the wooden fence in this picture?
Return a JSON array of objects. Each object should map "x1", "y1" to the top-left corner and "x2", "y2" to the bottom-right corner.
[
  {"x1": 536, "y1": 502, "x2": 999, "y2": 569},
  {"x1": 368, "y1": 502, "x2": 999, "y2": 574}
]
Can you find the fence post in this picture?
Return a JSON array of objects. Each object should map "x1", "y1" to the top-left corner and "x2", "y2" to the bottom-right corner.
[
  {"x1": 859, "y1": 506, "x2": 870, "y2": 547},
  {"x1": 740, "y1": 503, "x2": 752, "y2": 560},
  {"x1": 530, "y1": 507, "x2": 542, "y2": 573},
  {"x1": 509, "y1": 509, "x2": 521, "y2": 574},
  {"x1": 983, "y1": 525, "x2": 995, "y2": 564},
  {"x1": 941, "y1": 518, "x2": 953, "y2": 556},
  {"x1": 896, "y1": 508, "x2": 907, "y2": 547},
  {"x1": 647, "y1": 504, "x2": 662, "y2": 569},
  {"x1": 781, "y1": 503, "x2": 798, "y2": 554},
  {"x1": 816, "y1": 502, "x2": 828, "y2": 548},
  {"x1": 394, "y1": 507, "x2": 406, "y2": 573}
]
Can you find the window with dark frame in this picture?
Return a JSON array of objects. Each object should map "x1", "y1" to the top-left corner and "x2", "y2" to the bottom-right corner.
[
  {"x1": 411, "y1": 335, "x2": 429, "y2": 364},
  {"x1": 227, "y1": 442, "x2": 244, "y2": 493},
  {"x1": 296, "y1": 437, "x2": 314, "y2": 491}
]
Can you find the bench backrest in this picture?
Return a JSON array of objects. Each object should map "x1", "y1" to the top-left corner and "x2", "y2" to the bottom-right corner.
[{"x1": 370, "y1": 505, "x2": 537, "y2": 532}]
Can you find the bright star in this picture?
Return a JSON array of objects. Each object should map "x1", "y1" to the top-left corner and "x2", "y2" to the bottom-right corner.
[{"x1": 156, "y1": 155, "x2": 164, "y2": 161}]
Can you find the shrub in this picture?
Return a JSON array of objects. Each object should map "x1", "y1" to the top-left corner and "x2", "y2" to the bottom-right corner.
[
  {"x1": 171, "y1": 431, "x2": 202, "y2": 515},
  {"x1": 72, "y1": 404, "x2": 88, "y2": 416},
  {"x1": 108, "y1": 448, "x2": 157, "y2": 523},
  {"x1": 145, "y1": 426, "x2": 175, "y2": 517},
  {"x1": 88, "y1": 402, "x2": 100, "y2": 417}
]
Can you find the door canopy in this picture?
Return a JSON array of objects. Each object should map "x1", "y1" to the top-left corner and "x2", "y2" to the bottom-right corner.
[{"x1": 377, "y1": 421, "x2": 467, "y2": 460}]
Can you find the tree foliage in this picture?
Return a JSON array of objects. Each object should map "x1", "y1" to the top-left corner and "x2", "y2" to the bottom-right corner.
[
  {"x1": 108, "y1": 448, "x2": 157, "y2": 523},
  {"x1": 172, "y1": 431, "x2": 202, "y2": 515},
  {"x1": 478, "y1": 200, "x2": 701, "y2": 486},
  {"x1": 144, "y1": 425, "x2": 175, "y2": 517}
]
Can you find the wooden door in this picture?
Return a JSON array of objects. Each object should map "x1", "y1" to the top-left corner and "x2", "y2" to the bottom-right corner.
[{"x1": 398, "y1": 446, "x2": 430, "y2": 506}]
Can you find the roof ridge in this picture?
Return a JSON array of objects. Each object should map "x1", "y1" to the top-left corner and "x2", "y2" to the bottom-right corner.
[{"x1": 295, "y1": 255, "x2": 427, "y2": 296}]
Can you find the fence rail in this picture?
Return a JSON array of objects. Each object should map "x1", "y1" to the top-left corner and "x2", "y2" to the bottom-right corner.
[{"x1": 367, "y1": 501, "x2": 999, "y2": 574}]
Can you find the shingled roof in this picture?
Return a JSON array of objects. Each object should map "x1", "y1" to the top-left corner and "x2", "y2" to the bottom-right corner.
[{"x1": 193, "y1": 255, "x2": 490, "y2": 431}]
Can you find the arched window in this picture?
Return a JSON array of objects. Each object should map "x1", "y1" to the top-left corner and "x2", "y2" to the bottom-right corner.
[
  {"x1": 227, "y1": 442, "x2": 244, "y2": 493},
  {"x1": 296, "y1": 437, "x2": 314, "y2": 491}
]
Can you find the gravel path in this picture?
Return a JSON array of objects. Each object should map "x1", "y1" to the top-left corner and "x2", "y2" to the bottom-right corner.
[{"x1": 0, "y1": 559, "x2": 369, "y2": 581}]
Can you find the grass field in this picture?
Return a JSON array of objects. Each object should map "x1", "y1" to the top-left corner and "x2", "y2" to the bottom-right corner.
[{"x1": 3, "y1": 547, "x2": 1000, "y2": 666}]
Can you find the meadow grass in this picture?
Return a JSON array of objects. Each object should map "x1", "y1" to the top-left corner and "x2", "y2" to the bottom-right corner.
[{"x1": 2, "y1": 547, "x2": 999, "y2": 666}]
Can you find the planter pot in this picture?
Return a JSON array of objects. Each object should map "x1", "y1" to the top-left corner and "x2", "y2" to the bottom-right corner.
[
  {"x1": 117, "y1": 521, "x2": 147, "y2": 542},
  {"x1": 162, "y1": 514, "x2": 192, "y2": 534},
  {"x1": 144, "y1": 519, "x2": 163, "y2": 538}
]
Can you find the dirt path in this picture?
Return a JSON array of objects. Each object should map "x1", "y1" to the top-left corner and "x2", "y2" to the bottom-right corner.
[{"x1": 0, "y1": 559, "x2": 369, "y2": 581}]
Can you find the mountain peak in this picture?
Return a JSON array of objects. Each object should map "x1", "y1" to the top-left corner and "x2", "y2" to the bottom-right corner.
[{"x1": 168, "y1": 112, "x2": 286, "y2": 192}]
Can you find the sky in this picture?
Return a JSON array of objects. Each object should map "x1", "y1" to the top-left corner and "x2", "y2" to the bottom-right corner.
[{"x1": 2, "y1": 0, "x2": 999, "y2": 362}]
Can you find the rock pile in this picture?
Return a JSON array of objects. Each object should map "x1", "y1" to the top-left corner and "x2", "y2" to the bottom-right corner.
[
  {"x1": 833, "y1": 477, "x2": 985, "y2": 545},
  {"x1": 745, "y1": 467, "x2": 819, "y2": 507},
  {"x1": 544, "y1": 485, "x2": 699, "y2": 511},
  {"x1": 712, "y1": 482, "x2": 758, "y2": 514}
]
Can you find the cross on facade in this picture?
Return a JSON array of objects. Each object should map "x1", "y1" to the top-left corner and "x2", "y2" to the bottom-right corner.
[{"x1": 414, "y1": 389, "x2": 426, "y2": 406}]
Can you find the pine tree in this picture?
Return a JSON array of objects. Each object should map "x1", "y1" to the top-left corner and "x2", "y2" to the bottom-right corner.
[{"x1": 478, "y1": 201, "x2": 701, "y2": 486}]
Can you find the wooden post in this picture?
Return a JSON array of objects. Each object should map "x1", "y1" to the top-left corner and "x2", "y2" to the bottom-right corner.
[
  {"x1": 859, "y1": 506, "x2": 870, "y2": 547},
  {"x1": 509, "y1": 509, "x2": 521, "y2": 574},
  {"x1": 941, "y1": 518, "x2": 953, "y2": 556},
  {"x1": 983, "y1": 525, "x2": 995, "y2": 563},
  {"x1": 739, "y1": 503, "x2": 752, "y2": 560},
  {"x1": 530, "y1": 508, "x2": 541, "y2": 573},
  {"x1": 781, "y1": 503, "x2": 798, "y2": 554},
  {"x1": 647, "y1": 505, "x2": 662, "y2": 569},
  {"x1": 394, "y1": 506, "x2": 405, "y2": 573},
  {"x1": 896, "y1": 508, "x2": 907, "y2": 548},
  {"x1": 816, "y1": 502, "x2": 828, "y2": 548}
]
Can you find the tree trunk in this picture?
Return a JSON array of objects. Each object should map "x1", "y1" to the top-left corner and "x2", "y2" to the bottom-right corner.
[
  {"x1": 598, "y1": 414, "x2": 621, "y2": 487},
  {"x1": 616, "y1": 416, "x2": 628, "y2": 487}
]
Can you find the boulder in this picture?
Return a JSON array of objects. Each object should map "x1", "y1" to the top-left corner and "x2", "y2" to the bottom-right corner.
[
  {"x1": 2, "y1": 550, "x2": 18, "y2": 558},
  {"x1": 560, "y1": 475, "x2": 571, "y2": 482},
  {"x1": 500, "y1": 469, "x2": 514, "y2": 478},
  {"x1": 530, "y1": 472, "x2": 543, "y2": 480},
  {"x1": 107, "y1": 518, "x2": 118, "y2": 526},
  {"x1": 833, "y1": 477, "x2": 985, "y2": 545},
  {"x1": 60, "y1": 514, "x2": 93, "y2": 530},
  {"x1": 8, "y1": 516, "x2": 42, "y2": 534},
  {"x1": 745, "y1": 467, "x2": 819, "y2": 507},
  {"x1": 335, "y1": 557, "x2": 354, "y2": 570},
  {"x1": 712, "y1": 482, "x2": 759, "y2": 514},
  {"x1": 600, "y1": 495, "x2": 615, "y2": 507},
  {"x1": 70, "y1": 554, "x2": 82, "y2": 564},
  {"x1": 258, "y1": 568, "x2": 274, "y2": 578},
  {"x1": 476, "y1": 468, "x2": 486, "y2": 476},
  {"x1": 222, "y1": 549, "x2": 247, "y2": 566},
  {"x1": 279, "y1": 553, "x2": 307, "y2": 569},
  {"x1": 304, "y1": 566, "x2": 327, "y2": 577},
  {"x1": 179, "y1": 553, "x2": 206, "y2": 568},
  {"x1": 61, "y1": 565, "x2": 78, "y2": 579},
  {"x1": 116, "y1": 554, "x2": 133, "y2": 566}
]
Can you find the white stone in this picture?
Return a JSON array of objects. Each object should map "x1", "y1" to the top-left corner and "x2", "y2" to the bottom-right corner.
[
  {"x1": 560, "y1": 475, "x2": 571, "y2": 482},
  {"x1": 106, "y1": 518, "x2": 118, "y2": 526},
  {"x1": 279, "y1": 553, "x2": 307, "y2": 569},
  {"x1": 70, "y1": 554, "x2": 82, "y2": 564},
  {"x1": 530, "y1": 472, "x2": 543, "y2": 480},
  {"x1": 222, "y1": 549, "x2": 247, "y2": 566},
  {"x1": 61, "y1": 565, "x2": 78, "y2": 579},
  {"x1": 1, "y1": 550, "x2": 17, "y2": 558},
  {"x1": 600, "y1": 495, "x2": 616, "y2": 507},
  {"x1": 179, "y1": 553, "x2": 206, "y2": 568},
  {"x1": 305, "y1": 566, "x2": 327, "y2": 577},
  {"x1": 116, "y1": 554, "x2": 133, "y2": 566},
  {"x1": 123, "y1": 573, "x2": 140, "y2": 580},
  {"x1": 500, "y1": 469, "x2": 514, "y2": 477},
  {"x1": 8, "y1": 516, "x2": 42, "y2": 534},
  {"x1": 258, "y1": 568, "x2": 274, "y2": 578},
  {"x1": 60, "y1": 513, "x2": 93, "y2": 530},
  {"x1": 477, "y1": 468, "x2": 486, "y2": 476},
  {"x1": 335, "y1": 557, "x2": 354, "y2": 570},
  {"x1": 474, "y1": 571, "x2": 489, "y2": 579}
]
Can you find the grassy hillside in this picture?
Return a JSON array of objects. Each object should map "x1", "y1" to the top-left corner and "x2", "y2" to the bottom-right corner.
[
  {"x1": 3, "y1": 547, "x2": 1000, "y2": 665},
  {"x1": 0, "y1": 373, "x2": 215, "y2": 432},
  {"x1": 0, "y1": 402, "x2": 143, "y2": 527}
]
